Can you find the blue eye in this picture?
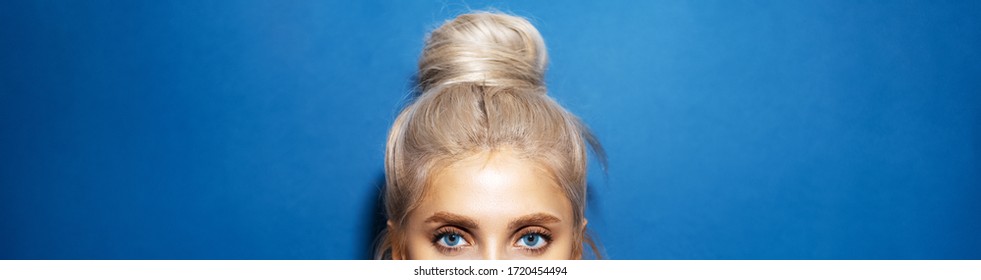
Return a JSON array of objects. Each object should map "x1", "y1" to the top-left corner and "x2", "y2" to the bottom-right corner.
[
  {"x1": 436, "y1": 233, "x2": 468, "y2": 248},
  {"x1": 518, "y1": 233, "x2": 547, "y2": 249}
]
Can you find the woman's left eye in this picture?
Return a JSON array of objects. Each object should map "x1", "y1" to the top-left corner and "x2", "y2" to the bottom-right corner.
[{"x1": 516, "y1": 233, "x2": 548, "y2": 249}]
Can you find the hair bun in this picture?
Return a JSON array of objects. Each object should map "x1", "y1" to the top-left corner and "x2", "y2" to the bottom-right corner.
[{"x1": 418, "y1": 12, "x2": 548, "y2": 92}]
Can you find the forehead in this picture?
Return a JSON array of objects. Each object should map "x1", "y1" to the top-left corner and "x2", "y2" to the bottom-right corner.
[{"x1": 418, "y1": 150, "x2": 573, "y2": 222}]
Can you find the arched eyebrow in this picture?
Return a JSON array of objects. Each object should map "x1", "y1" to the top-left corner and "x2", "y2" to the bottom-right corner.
[
  {"x1": 508, "y1": 213, "x2": 561, "y2": 231},
  {"x1": 424, "y1": 212, "x2": 479, "y2": 229}
]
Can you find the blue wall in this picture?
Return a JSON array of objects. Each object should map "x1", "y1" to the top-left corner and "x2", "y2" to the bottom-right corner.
[{"x1": 1, "y1": 1, "x2": 978, "y2": 259}]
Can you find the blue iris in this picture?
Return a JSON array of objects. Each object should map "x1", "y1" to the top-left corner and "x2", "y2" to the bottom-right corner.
[
  {"x1": 519, "y1": 233, "x2": 545, "y2": 248},
  {"x1": 441, "y1": 233, "x2": 463, "y2": 247}
]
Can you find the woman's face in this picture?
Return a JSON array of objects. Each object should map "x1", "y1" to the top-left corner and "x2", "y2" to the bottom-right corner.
[{"x1": 394, "y1": 149, "x2": 581, "y2": 260}]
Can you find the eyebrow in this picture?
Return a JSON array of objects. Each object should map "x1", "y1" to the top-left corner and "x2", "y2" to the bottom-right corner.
[
  {"x1": 508, "y1": 213, "x2": 561, "y2": 231},
  {"x1": 424, "y1": 212, "x2": 479, "y2": 229}
]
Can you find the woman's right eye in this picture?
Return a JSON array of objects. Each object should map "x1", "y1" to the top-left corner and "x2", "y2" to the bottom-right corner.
[{"x1": 435, "y1": 232, "x2": 469, "y2": 248}]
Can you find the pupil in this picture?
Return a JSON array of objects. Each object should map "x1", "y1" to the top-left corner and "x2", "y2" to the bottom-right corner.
[
  {"x1": 447, "y1": 235, "x2": 457, "y2": 243},
  {"x1": 526, "y1": 235, "x2": 536, "y2": 243}
]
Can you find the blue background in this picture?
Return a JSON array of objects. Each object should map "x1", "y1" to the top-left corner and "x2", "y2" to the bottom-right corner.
[{"x1": 1, "y1": 1, "x2": 979, "y2": 259}]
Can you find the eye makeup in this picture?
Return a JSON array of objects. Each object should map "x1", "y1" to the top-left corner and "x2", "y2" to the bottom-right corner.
[
  {"x1": 421, "y1": 212, "x2": 565, "y2": 258},
  {"x1": 430, "y1": 226, "x2": 472, "y2": 255},
  {"x1": 513, "y1": 226, "x2": 553, "y2": 255}
]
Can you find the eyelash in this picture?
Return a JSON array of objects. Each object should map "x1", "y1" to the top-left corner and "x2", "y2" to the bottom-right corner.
[
  {"x1": 514, "y1": 227, "x2": 553, "y2": 255},
  {"x1": 431, "y1": 227, "x2": 469, "y2": 254}
]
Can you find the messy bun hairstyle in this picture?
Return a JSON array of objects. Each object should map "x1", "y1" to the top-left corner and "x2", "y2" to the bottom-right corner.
[{"x1": 378, "y1": 11, "x2": 604, "y2": 259}]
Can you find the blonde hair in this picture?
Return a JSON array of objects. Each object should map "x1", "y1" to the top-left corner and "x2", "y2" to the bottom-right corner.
[{"x1": 377, "y1": 11, "x2": 604, "y2": 259}]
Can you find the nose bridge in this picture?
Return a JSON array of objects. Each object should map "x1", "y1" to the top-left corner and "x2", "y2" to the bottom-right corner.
[{"x1": 480, "y1": 237, "x2": 506, "y2": 260}]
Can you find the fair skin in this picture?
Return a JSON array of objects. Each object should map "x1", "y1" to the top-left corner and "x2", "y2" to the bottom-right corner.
[{"x1": 390, "y1": 149, "x2": 584, "y2": 260}]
